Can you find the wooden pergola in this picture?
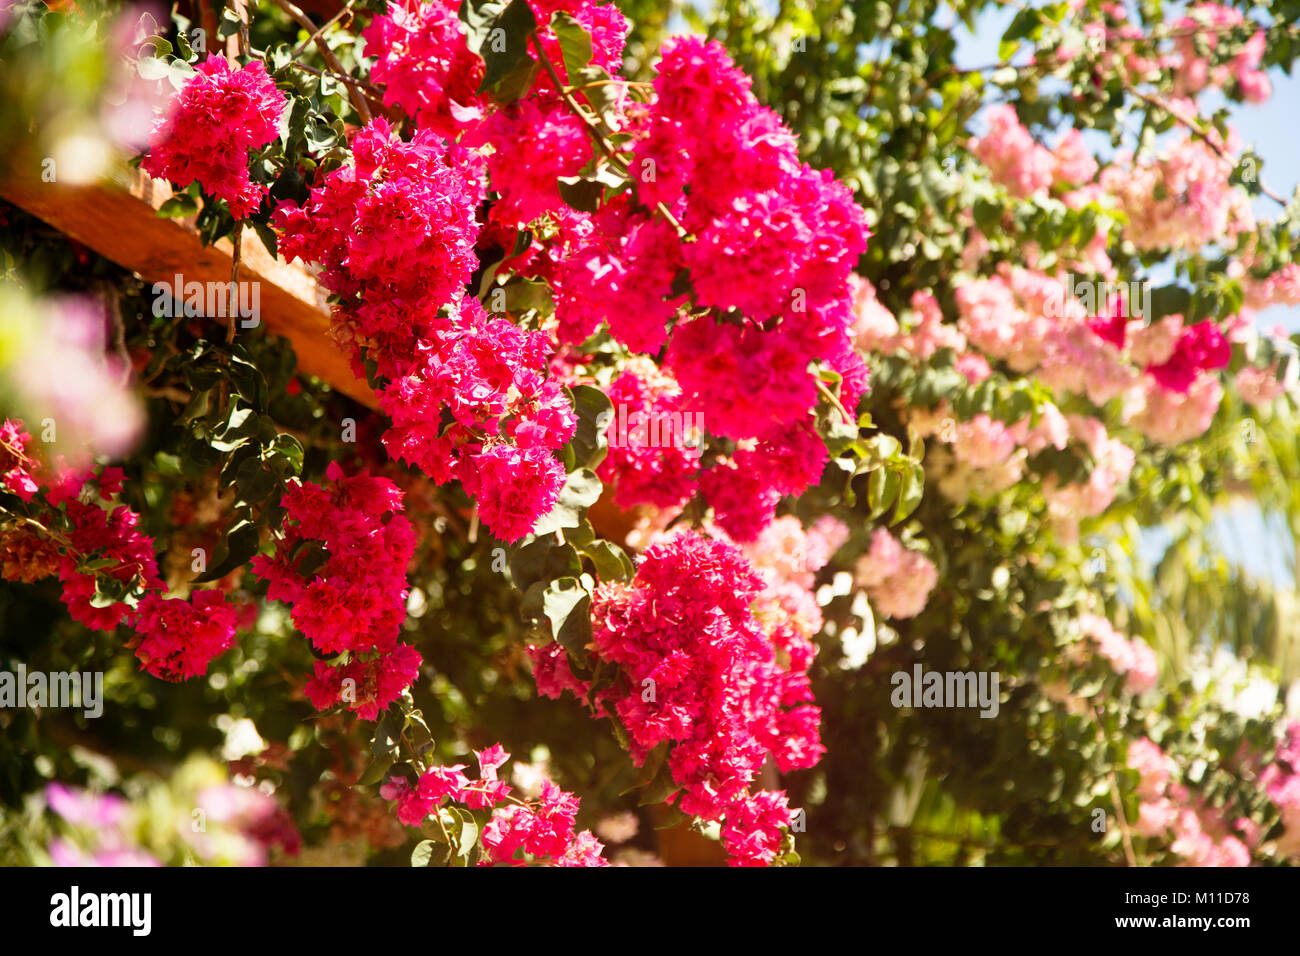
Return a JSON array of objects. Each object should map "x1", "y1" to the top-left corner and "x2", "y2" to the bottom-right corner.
[{"x1": 1, "y1": 165, "x2": 375, "y2": 408}]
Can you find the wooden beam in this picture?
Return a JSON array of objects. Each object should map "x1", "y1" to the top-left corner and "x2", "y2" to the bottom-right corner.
[{"x1": 0, "y1": 165, "x2": 378, "y2": 409}]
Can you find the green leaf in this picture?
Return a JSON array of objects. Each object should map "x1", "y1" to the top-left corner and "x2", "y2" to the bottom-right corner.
[
  {"x1": 868, "y1": 466, "x2": 901, "y2": 519},
  {"x1": 532, "y1": 468, "x2": 602, "y2": 535},
  {"x1": 143, "y1": 35, "x2": 172, "y2": 58},
  {"x1": 583, "y1": 539, "x2": 634, "y2": 582},
  {"x1": 572, "y1": 65, "x2": 622, "y2": 126},
  {"x1": 502, "y1": 277, "x2": 553, "y2": 313},
  {"x1": 564, "y1": 518, "x2": 596, "y2": 550},
  {"x1": 358, "y1": 717, "x2": 397, "y2": 785},
  {"x1": 566, "y1": 384, "x2": 612, "y2": 470},
  {"x1": 192, "y1": 518, "x2": 260, "y2": 582},
  {"x1": 78, "y1": 557, "x2": 120, "y2": 572},
  {"x1": 357, "y1": 752, "x2": 397, "y2": 787},
  {"x1": 507, "y1": 535, "x2": 581, "y2": 592},
  {"x1": 557, "y1": 175, "x2": 604, "y2": 213},
  {"x1": 217, "y1": 8, "x2": 243, "y2": 38},
  {"x1": 893, "y1": 465, "x2": 925, "y2": 523},
  {"x1": 490, "y1": 55, "x2": 540, "y2": 104},
  {"x1": 453, "y1": 808, "x2": 479, "y2": 858},
  {"x1": 549, "y1": 12, "x2": 592, "y2": 78},
  {"x1": 357, "y1": 711, "x2": 402, "y2": 784},
  {"x1": 466, "y1": 0, "x2": 538, "y2": 96},
  {"x1": 253, "y1": 220, "x2": 279, "y2": 260},
  {"x1": 637, "y1": 763, "x2": 681, "y2": 806},
  {"x1": 542, "y1": 576, "x2": 592, "y2": 657},
  {"x1": 459, "y1": 0, "x2": 508, "y2": 49},
  {"x1": 411, "y1": 839, "x2": 452, "y2": 867},
  {"x1": 403, "y1": 710, "x2": 435, "y2": 757},
  {"x1": 653, "y1": 803, "x2": 691, "y2": 830},
  {"x1": 1150, "y1": 284, "x2": 1192, "y2": 320}
]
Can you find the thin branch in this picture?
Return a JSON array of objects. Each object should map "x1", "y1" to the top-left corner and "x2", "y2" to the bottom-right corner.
[
  {"x1": 268, "y1": 0, "x2": 372, "y2": 122},
  {"x1": 1127, "y1": 86, "x2": 1289, "y2": 207},
  {"x1": 98, "y1": 282, "x2": 133, "y2": 387},
  {"x1": 528, "y1": 30, "x2": 688, "y2": 239},
  {"x1": 289, "y1": 0, "x2": 357, "y2": 59},
  {"x1": 817, "y1": 377, "x2": 853, "y2": 425},
  {"x1": 227, "y1": 229, "x2": 242, "y2": 346},
  {"x1": 291, "y1": 60, "x2": 384, "y2": 100}
]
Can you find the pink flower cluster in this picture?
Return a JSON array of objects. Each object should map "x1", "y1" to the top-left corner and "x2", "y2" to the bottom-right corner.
[
  {"x1": 252, "y1": 462, "x2": 421, "y2": 719},
  {"x1": 1243, "y1": 264, "x2": 1300, "y2": 310},
  {"x1": 546, "y1": 37, "x2": 868, "y2": 539},
  {"x1": 970, "y1": 105, "x2": 1097, "y2": 197},
  {"x1": 915, "y1": 400, "x2": 1139, "y2": 530},
  {"x1": 699, "y1": 418, "x2": 828, "y2": 542},
  {"x1": 279, "y1": 21, "x2": 867, "y2": 545},
  {"x1": 952, "y1": 266, "x2": 1235, "y2": 445},
  {"x1": 44, "y1": 783, "x2": 160, "y2": 867},
  {"x1": 648, "y1": 42, "x2": 869, "y2": 432},
  {"x1": 735, "y1": 514, "x2": 849, "y2": 593},
  {"x1": 142, "y1": 55, "x2": 285, "y2": 218},
  {"x1": 476, "y1": 95, "x2": 593, "y2": 227},
  {"x1": 1144, "y1": 318, "x2": 1231, "y2": 394},
  {"x1": 1234, "y1": 364, "x2": 1284, "y2": 406},
  {"x1": 852, "y1": 281, "x2": 969, "y2": 363},
  {"x1": 363, "y1": 0, "x2": 627, "y2": 143},
  {"x1": 1262, "y1": 722, "x2": 1300, "y2": 858},
  {"x1": 1042, "y1": 415, "x2": 1135, "y2": 543},
  {"x1": 1170, "y1": 3, "x2": 1271, "y2": 103},
  {"x1": 45, "y1": 778, "x2": 298, "y2": 867},
  {"x1": 1077, "y1": 614, "x2": 1157, "y2": 694},
  {"x1": 719, "y1": 790, "x2": 794, "y2": 867},
  {"x1": 530, "y1": 531, "x2": 816, "y2": 864},
  {"x1": 956, "y1": 265, "x2": 1137, "y2": 405},
  {"x1": 133, "y1": 590, "x2": 238, "y2": 682},
  {"x1": 1099, "y1": 132, "x2": 1253, "y2": 253},
  {"x1": 9, "y1": 294, "x2": 143, "y2": 466},
  {"x1": 1123, "y1": 370, "x2": 1224, "y2": 445},
  {"x1": 553, "y1": 199, "x2": 685, "y2": 352},
  {"x1": 852, "y1": 527, "x2": 938, "y2": 620},
  {"x1": 380, "y1": 296, "x2": 576, "y2": 541},
  {"x1": 595, "y1": 358, "x2": 700, "y2": 510},
  {"x1": 360, "y1": 0, "x2": 625, "y2": 239},
  {"x1": 912, "y1": 406, "x2": 1027, "y2": 502},
  {"x1": 361, "y1": 0, "x2": 486, "y2": 138},
  {"x1": 380, "y1": 744, "x2": 608, "y2": 865},
  {"x1": 1, "y1": 423, "x2": 242, "y2": 681},
  {"x1": 0, "y1": 418, "x2": 41, "y2": 503},
  {"x1": 190, "y1": 782, "x2": 302, "y2": 864},
  {"x1": 274, "y1": 120, "x2": 575, "y2": 542},
  {"x1": 1126, "y1": 310, "x2": 1242, "y2": 439},
  {"x1": 273, "y1": 118, "x2": 484, "y2": 363},
  {"x1": 953, "y1": 413, "x2": 1018, "y2": 469},
  {"x1": 1128, "y1": 738, "x2": 1252, "y2": 866}
]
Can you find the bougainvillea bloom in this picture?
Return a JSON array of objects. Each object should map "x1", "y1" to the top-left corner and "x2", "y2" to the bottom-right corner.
[
  {"x1": 142, "y1": 55, "x2": 285, "y2": 218},
  {"x1": 253, "y1": 463, "x2": 421, "y2": 717}
]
